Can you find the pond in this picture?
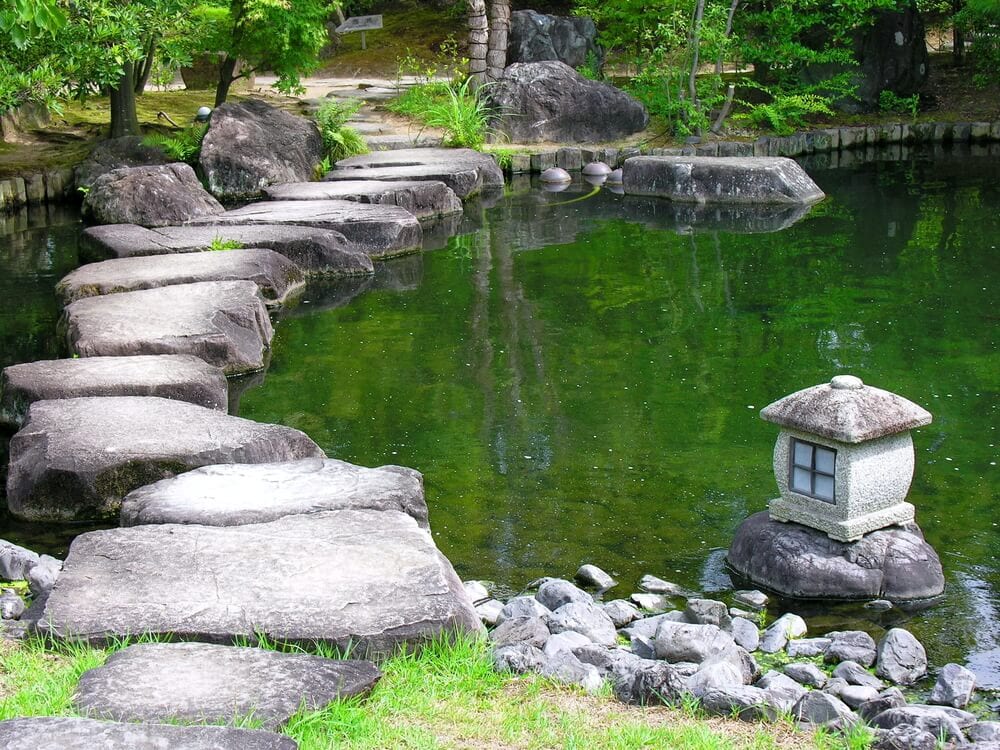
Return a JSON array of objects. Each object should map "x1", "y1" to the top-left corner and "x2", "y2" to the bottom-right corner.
[{"x1": 0, "y1": 147, "x2": 997, "y2": 688}]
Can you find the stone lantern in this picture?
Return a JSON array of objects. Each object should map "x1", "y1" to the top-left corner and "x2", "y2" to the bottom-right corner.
[{"x1": 759, "y1": 374, "x2": 932, "y2": 542}]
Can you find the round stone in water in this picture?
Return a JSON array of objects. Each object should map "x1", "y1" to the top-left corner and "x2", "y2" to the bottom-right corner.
[{"x1": 830, "y1": 374, "x2": 864, "y2": 390}]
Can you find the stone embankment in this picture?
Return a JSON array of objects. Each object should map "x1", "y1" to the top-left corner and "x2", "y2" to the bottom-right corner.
[{"x1": 470, "y1": 567, "x2": 999, "y2": 749}]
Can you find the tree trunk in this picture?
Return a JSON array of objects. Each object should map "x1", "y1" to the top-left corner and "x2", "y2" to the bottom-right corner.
[
  {"x1": 468, "y1": 0, "x2": 488, "y2": 89},
  {"x1": 715, "y1": 0, "x2": 739, "y2": 75},
  {"x1": 486, "y1": 0, "x2": 510, "y2": 83},
  {"x1": 134, "y1": 36, "x2": 157, "y2": 94},
  {"x1": 215, "y1": 55, "x2": 240, "y2": 107},
  {"x1": 952, "y1": 0, "x2": 965, "y2": 66},
  {"x1": 109, "y1": 61, "x2": 141, "y2": 138}
]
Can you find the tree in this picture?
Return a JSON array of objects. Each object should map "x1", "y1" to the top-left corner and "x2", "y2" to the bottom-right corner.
[{"x1": 186, "y1": 0, "x2": 334, "y2": 106}]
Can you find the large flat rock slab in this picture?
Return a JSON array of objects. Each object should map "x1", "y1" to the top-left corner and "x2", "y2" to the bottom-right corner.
[
  {"x1": 0, "y1": 717, "x2": 296, "y2": 750},
  {"x1": 262, "y1": 179, "x2": 462, "y2": 220},
  {"x1": 57, "y1": 249, "x2": 304, "y2": 307},
  {"x1": 121, "y1": 457, "x2": 427, "y2": 528},
  {"x1": 63, "y1": 280, "x2": 273, "y2": 375},
  {"x1": 622, "y1": 156, "x2": 825, "y2": 204},
  {"x1": 7, "y1": 396, "x2": 324, "y2": 522},
  {"x1": 80, "y1": 223, "x2": 374, "y2": 276},
  {"x1": 74, "y1": 642, "x2": 380, "y2": 729},
  {"x1": 36, "y1": 509, "x2": 484, "y2": 655},
  {"x1": 190, "y1": 200, "x2": 422, "y2": 259},
  {"x1": 329, "y1": 148, "x2": 504, "y2": 199},
  {"x1": 0, "y1": 355, "x2": 227, "y2": 429},
  {"x1": 727, "y1": 511, "x2": 944, "y2": 601}
]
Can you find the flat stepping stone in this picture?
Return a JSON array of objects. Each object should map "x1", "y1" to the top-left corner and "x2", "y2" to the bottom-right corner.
[
  {"x1": 6, "y1": 396, "x2": 324, "y2": 522},
  {"x1": 121, "y1": 457, "x2": 428, "y2": 528},
  {"x1": 189, "y1": 200, "x2": 422, "y2": 260},
  {"x1": 74, "y1": 642, "x2": 380, "y2": 729},
  {"x1": 57, "y1": 248, "x2": 304, "y2": 307},
  {"x1": 0, "y1": 355, "x2": 227, "y2": 429},
  {"x1": 63, "y1": 280, "x2": 273, "y2": 375},
  {"x1": 622, "y1": 156, "x2": 826, "y2": 205},
  {"x1": 80, "y1": 223, "x2": 374, "y2": 276},
  {"x1": 37, "y1": 508, "x2": 482, "y2": 654},
  {"x1": 365, "y1": 134, "x2": 442, "y2": 150},
  {"x1": 262, "y1": 180, "x2": 462, "y2": 220},
  {"x1": 0, "y1": 717, "x2": 296, "y2": 750},
  {"x1": 329, "y1": 147, "x2": 504, "y2": 199}
]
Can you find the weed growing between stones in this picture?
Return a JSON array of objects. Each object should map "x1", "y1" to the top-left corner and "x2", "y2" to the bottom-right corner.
[{"x1": 208, "y1": 236, "x2": 243, "y2": 252}]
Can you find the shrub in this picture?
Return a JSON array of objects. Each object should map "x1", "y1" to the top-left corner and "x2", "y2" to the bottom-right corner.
[{"x1": 314, "y1": 98, "x2": 369, "y2": 163}]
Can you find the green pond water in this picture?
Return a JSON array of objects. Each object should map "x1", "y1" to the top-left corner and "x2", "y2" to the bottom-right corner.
[{"x1": 0, "y1": 148, "x2": 997, "y2": 689}]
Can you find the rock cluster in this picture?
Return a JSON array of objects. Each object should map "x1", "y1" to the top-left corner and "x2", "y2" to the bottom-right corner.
[{"x1": 474, "y1": 567, "x2": 996, "y2": 747}]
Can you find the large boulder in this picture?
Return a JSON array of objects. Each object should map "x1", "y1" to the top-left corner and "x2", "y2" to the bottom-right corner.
[
  {"x1": 0, "y1": 718, "x2": 295, "y2": 750},
  {"x1": 0, "y1": 355, "x2": 227, "y2": 428},
  {"x1": 57, "y1": 249, "x2": 305, "y2": 307},
  {"x1": 73, "y1": 642, "x2": 380, "y2": 729},
  {"x1": 623, "y1": 156, "x2": 825, "y2": 205},
  {"x1": 199, "y1": 99, "x2": 324, "y2": 201},
  {"x1": 507, "y1": 10, "x2": 603, "y2": 69},
  {"x1": 329, "y1": 148, "x2": 504, "y2": 199},
  {"x1": 728, "y1": 511, "x2": 944, "y2": 601},
  {"x1": 491, "y1": 61, "x2": 648, "y2": 144},
  {"x1": 262, "y1": 180, "x2": 463, "y2": 220},
  {"x1": 120, "y1": 458, "x2": 428, "y2": 529},
  {"x1": 82, "y1": 164, "x2": 224, "y2": 227},
  {"x1": 80, "y1": 223, "x2": 373, "y2": 276},
  {"x1": 74, "y1": 136, "x2": 173, "y2": 191},
  {"x1": 35, "y1": 509, "x2": 484, "y2": 656},
  {"x1": 189, "y1": 200, "x2": 422, "y2": 260},
  {"x1": 6, "y1": 396, "x2": 324, "y2": 522},
  {"x1": 62, "y1": 280, "x2": 273, "y2": 375}
]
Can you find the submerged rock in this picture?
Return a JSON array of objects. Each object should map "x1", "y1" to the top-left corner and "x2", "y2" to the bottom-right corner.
[
  {"x1": 63, "y1": 280, "x2": 273, "y2": 375},
  {"x1": 6, "y1": 396, "x2": 324, "y2": 522},
  {"x1": 37, "y1": 509, "x2": 482, "y2": 655},
  {"x1": 73, "y1": 642, "x2": 380, "y2": 729},
  {"x1": 622, "y1": 156, "x2": 825, "y2": 205},
  {"x1": 0, "y1": 355, "x2": 227, "y2": 429},
  {"x1": 120, "y1": 458, "x2": 426, "y2": 529}
]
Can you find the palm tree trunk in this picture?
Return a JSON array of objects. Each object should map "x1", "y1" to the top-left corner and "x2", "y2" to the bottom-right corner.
[
  {"x1": 486, "y1": 0, "x2": 510, "y2": 83},
  {"x1": 468, "y1": 0, "x2": 488, "y2": 89}
]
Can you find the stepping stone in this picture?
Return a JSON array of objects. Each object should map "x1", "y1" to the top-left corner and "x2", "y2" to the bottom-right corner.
[
  {"x1": 121, "y1": 457, "x2": 428, "y2": 528},
  {"x1": 0, "y1": 717, "x2": 296, "y2": 750},
  {"x1": 57, "y1": 249, "x2": 305, "y2": 307},
  {"x1": 366, "y1": 134, "x2": 442, "y2": 151},
  {"x1": 6, "y1": 396, "x2": 324, "y2": 522},
  {"x1": 262, "y1": 180, "x2": 462, "y2": 220},
  {"x1": 0, "y1": 355, "x2": 227, "y2": 429},
  {"x1": 189, "y1": 200, "x2": 422, "y2": 259},
  {"x1": 622, "y1": 156, "x2": 826, "y2": 205},
  {"x1": 329, "y1": 147, "x2": 504, "y2": 199},
  {"x1": 36, "y1": 509, "x2": 483, "y2": 655},
  {"x1": 80, "y1": 223, "x2": 374, "y2": 276},
  {"x1": 74, "y1": 642, "x2": 380, "y2": 729},
  {"x1": 63, "y1": 280, "x2": 273, "y2": 375}
]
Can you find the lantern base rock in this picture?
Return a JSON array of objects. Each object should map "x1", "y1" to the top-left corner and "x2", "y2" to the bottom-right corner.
[{"x1": 727, "y1": 511, "x2": 944, "y2": 602}]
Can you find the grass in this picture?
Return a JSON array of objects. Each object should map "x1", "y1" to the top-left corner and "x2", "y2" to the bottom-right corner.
[{"x1": 0, "y1": 632, "x2": 872, "y2": 749}]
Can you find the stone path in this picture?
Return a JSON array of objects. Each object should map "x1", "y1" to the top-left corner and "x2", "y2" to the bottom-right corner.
[
  {"x1": 63, "y1": 280, "x2": 273, "y2": 374},
  {"x1": 262, "y1": 179, "x2": 462, "y2": 220},
  {"x1": 0, "y1": 355, "x2": 227, "y2": 428},
  {"x1": 7, "y1": 396, "x2": 324, "y2": 521},
  {"x1": 327, "y1": 148, "x2": 504, "y2": 199},
  {"x1": 36, "y1": 509, "x2": 482, "y2": 655},
  {"x1": 0, "y1": 717, "x2": 297, "y2": 749},
  {"x1": 120, "y1": 457, "x2": 427, "y2": 528},
  {"x1": 57, "y1": 248, "x2": 305, "y2": 307},
  {"x1": 73, "y1": 642, "x2": 381, "y2": 729}
]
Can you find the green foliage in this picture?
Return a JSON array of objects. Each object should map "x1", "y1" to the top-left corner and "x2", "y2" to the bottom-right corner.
[
  {"x1": 314, "y1": 98, "x2": 369, "y2": 163},
  {"x1": 209, "y1": 236, "x2": 243, "y2": 251},
  {"x1": 735, "y1": 90, "x2": 835, "y2": 135},
  {"x1": 814, "y1": 720, "x2": 876, "y2": 750},
  {"x1": 143, "y1": 123, "x2": 208, "y2": 165},
  {"x1": 878, "y1": 90, "x2": 920, "y2": 119},
  {"x1": 956, "y1": 0, "x2": 1000, "y2": 87},
  {"x1": 0, "y1": 638, "x2": 108, "y2": 719},
  {"x1": 390, "y1": 78, "x2": 497, "y2": 151}
]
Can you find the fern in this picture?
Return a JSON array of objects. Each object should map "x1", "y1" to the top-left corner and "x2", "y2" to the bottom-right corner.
[{"x1": 143, "y1": 124, "x2": 208, "y2": 166}]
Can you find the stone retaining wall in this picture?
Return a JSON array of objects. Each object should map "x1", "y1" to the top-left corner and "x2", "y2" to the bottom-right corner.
[
  {"x1": 499, "y1": 120, "x2": 1000, "y2": 174},
  {"x1": 0, "y1": 168, "x2": 75, "y2": 214}
]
